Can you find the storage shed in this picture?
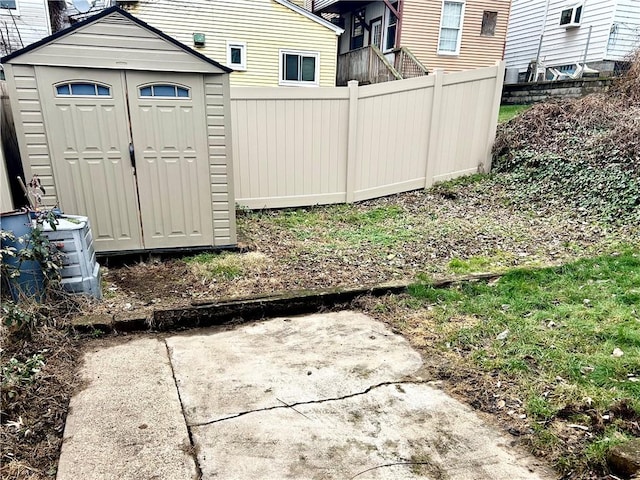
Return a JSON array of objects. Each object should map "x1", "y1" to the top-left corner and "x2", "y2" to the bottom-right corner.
[{"x1": 1, "y1": 6, "x2": 236, "y2": 253}]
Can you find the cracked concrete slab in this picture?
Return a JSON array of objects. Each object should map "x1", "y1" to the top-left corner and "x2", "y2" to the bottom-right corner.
[
  {"x1": 58, "y1": 311, "x2": 554, "y2": 480},
  {"x1": 166, "y1": 311, "x2": 423, "y2": 425},
  {"x1": 192, "y1": 383, "x2": 548, "y2": 479},
  {"x1": 167, "y1": 311, "x2": 553, "y2": 479},
  {"x1": 56, "y1": 338, "x2": 197, "y2": 480}
]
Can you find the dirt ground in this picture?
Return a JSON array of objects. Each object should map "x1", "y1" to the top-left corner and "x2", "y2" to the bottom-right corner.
[
  {"x1": 3, "y1": 180, "x2": 637, "y2": 479},
  {"x1": 97, "y1": 181, "x2": 637, "y2": 318}
]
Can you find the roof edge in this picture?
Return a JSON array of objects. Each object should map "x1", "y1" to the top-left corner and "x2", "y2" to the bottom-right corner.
[
  {"x1": 1, "y1": 6, "x2": 232, "y2": 73},
  {"x1": 272, "y1": 0, "x2": 344, "y2": 35}
]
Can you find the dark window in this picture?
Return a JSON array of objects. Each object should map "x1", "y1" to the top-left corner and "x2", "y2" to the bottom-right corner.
[
  {"x1": 301, "y1": 56, "x2": 316, "y2": 82},
  {"x1": 385, "y1": 2, "x2": 398, "y2": 50},
  {"x1": 351, "y1": 9, "x2": 365, "y2": 50},
  {"x1": 139, "y1": 84, "x2": 190, "y2": 98},
  {"x1": 574, "y1": 5, "x2": 582, "y2": 23},
  {"x1": 560, "y1": 4, "x2": 582, "y2": 26},
  {"x1": 230, "y1": 46, "x2": 242, "y2": 65},
  {"x1": 560, "y1": 8, "x2": 573, "y2": 25},
  {"x1": 481, "y1": 11, "x2": 498, "y2": 36},
  {"x1": 56, "y1": 82, "x2": 111, "y2": 96},
  {"x1": 284, "y1": 54, "x2": 299, "y2": 81},
  {"x1": 281, "y1": 52, "x2": 318, "y2": 84},
  {"x1": 0, "y1": 0, "x2": 17, "y2": 9}
]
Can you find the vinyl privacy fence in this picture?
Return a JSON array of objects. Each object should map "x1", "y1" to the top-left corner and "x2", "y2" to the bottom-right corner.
[{"x1": 230, "y1": 61, "x2": 505, "y2": 209}]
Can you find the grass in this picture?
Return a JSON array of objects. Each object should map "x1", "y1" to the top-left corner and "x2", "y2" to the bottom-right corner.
[
  {"x1": 269, "y1": 204, "x2": 411, "y2": 248},
  {"x1": 498, "y1": 104, "x2": 530, "y2": 123},
  {"x1": 408, "y1": 250, "x2": 640, "y2": 473},
  {"x1": 184, "y1": 251, "x2": 268, "y2": 280}
]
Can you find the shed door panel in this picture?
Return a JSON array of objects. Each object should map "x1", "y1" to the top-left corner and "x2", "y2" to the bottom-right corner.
[
  {"x1": 37, "y1": 67, "x2": 143, "y2": 252},
  {"x1": 126, "y1": 72, "x2": 213, "y2": 249}
]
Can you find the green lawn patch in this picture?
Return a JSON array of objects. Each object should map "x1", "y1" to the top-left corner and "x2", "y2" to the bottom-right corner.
[
  {"x1": 409, "y1": 250, "x2": 640, "y2": 474},
  {"x1": 498, "y1": 104, "x2": 530, "y2": 123}
]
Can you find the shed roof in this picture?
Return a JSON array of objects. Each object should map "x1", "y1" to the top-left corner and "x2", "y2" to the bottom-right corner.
[{"x1": 1, "y1": 6, "x2": 232, "y2": 74}]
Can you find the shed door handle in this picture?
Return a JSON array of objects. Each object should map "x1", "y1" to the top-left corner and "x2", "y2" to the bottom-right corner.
[{"x1": 129, "y1": 142, "x2": 136, "y2": 170}]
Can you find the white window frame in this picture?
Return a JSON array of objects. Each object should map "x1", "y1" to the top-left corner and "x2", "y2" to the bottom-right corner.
[
  {"x1": 559, "y1": 3, "x2": 583, "y2": 28},
  {"x1": 226, "y1": 40, "x2": 247, "y2": 71},
  {"x1": 383, "y1": 2, "x2": 398, "y2": 53},
  {"x1": 437, "y1": 0, "x2": 465, "y2": 56},
  {"x1": 0, "y1": 0, "x2": 20, "y2": 16},
  {"x1": 279, "y1": 49, "x2": 320, "y2": 87}
]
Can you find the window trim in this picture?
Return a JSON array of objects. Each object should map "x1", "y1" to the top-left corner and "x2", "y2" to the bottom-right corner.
[
  {"x1": 0, "y1": 0, "x2": 19, "y2": 16},
  {"x1": 278, "y1": 49, "x2": 320, "y2": 87},
  {"x1": 369, "y1": 16, "x2": 383, "y2": 49},
  {"x1": 137, "y1": 83, "x2": 191, "y2": 99},
  {"x1": 383, "y1": 2, "x2": 398, "y2": 53},
  {"x1": 437, "y1": 0, "x2": 465, "y2": 56},
  {"x1": 54, "y1": 81, "x2": 112, "y2": 98},
  {"x1": 559, "y1": 3, "x2": 583, "y2": 28},
  {"x1": 226, "y1": 40, "x2": 247, "y2": 71}
]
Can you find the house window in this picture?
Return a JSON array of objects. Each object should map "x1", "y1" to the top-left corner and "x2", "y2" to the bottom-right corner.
[
  {"x1": 0, "y1": 0, "x2": 18, "y2": 14},
  {"x1": 280, "y1": 50, "x2": 319, "y2": 86},
  {"x1": 55, "y1": 82, "x2": 111, "y2": 97},
  {"x1": 351, "y1": 9, "x2": 365, "y2": 50},
  {"x1": 226, "y1": 41, "x2": 246, "y2": 70},
  {"x1": 560, "y1": 4, "x2": 583, "y2": 28},
  {"x1": 370, "y1": 17, "x2": 383, "y2": 49},
  {"x1": 481, "y1": 11, "x2": 497, "y2": 36},
  {"x1": 438, "y1": 1, "x2": 465, "y2": 55},
  {"x1": 385, "y1": 2, "x2": 398, "y2": 51},
  {"x1": 139, "y1": 84, "x2": 189, "y2": 98}
]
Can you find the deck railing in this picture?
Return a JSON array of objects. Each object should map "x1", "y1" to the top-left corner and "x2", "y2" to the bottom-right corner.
[
  {"x1": 336, "y1": 45, "x2": 401, "y2": 86},
  {"x1": 394, "y1": 47, "x2": 429, "y2": 79}
]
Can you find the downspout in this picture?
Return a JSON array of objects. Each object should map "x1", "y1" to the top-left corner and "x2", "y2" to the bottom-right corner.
[{"x1": 534, "y1": 0, "x2": 552, "y2": 75}]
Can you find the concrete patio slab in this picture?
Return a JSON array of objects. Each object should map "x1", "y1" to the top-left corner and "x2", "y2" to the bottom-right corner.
[
  {"x1": 57, "y1": 311, "x2": 553, "y2": 480},
  {"x1": 165, "y1": 311, "x2": 423, "y2": 425},
  {"x1": 192, "y1": 383, "x2": 547, "y2": 479},
  {"x1": 56, "y1": 338, "x2": 197, "y2": 480}
]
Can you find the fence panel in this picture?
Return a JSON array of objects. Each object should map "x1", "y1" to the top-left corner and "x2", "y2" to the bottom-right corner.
[
  {"x1": 230, "y1": 61, "x2": 504, "y2": 209},
  {"x1": 353, "y1": 75, "x2": 434, "y2": 201},
  {"x1": 430, "y1": 64, "x2": 503, "y2": 183},
  {"x1": 230, "y1": 87, "x2": 350, "y2": 209}
]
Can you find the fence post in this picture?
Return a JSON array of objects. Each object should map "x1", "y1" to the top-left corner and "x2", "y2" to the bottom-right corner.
[
  {"x1": 345, "y1": 80, "x2": 359, "y2": 203},
  {"x1": 484, "y1": 60, "x2": 506, "y2": 173},
  {"x1": 425, "y1": 68, "x2": 444, "y2": 188}
]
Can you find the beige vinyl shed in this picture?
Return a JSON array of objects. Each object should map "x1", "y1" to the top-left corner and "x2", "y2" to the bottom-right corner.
[{"x1": 1, "y1": 6, "x2": 236, "y2": 253}]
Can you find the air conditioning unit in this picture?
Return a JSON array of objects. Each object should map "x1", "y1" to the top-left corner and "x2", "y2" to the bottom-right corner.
[{"x1": 560, "y1": 4, "x2": 583, "y2": 28}]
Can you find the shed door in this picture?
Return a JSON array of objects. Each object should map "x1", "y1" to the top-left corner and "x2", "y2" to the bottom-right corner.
[
  {"x1": 37, "y1": 67, "x2": 143, "y2": 251},
  {"x1": 126, "y1": 72, "x2": 213, "y2": 250},
  {"x1": 38, "y1": 67, "x2": 214, "y2": 252}
]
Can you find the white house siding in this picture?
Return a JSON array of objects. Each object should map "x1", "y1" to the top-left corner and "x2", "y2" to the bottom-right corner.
[
  {"x1": 606, "y1": 0, "x2": 640, "y2": 60},
  {"x1": 0, "y1": 0, "x2": 51, "y2": 56},
  {"x1": 2, "y1": 64, "x2": 56, "y2": 205},
  {"x1": 127, "y1": 0, "x2": 339, "y2": 87},
  {"x1": 504, "y1": 0, "x2": 548, "y2": 72},
  {"x1": 505, "y1": 0, "x2": 618, "y2": 73},
  {"x1": 314, "y1": 0, "x2": 339, "y2": 10}
]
